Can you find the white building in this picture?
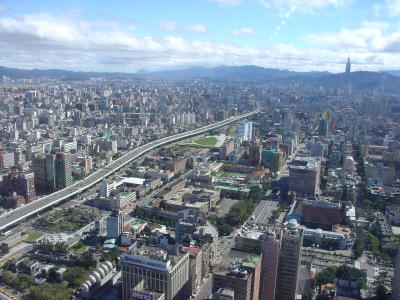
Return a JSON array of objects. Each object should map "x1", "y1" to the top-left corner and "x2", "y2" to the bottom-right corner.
[{"x1": 237, "y1": 122, "x2": 253, "y2": 141}]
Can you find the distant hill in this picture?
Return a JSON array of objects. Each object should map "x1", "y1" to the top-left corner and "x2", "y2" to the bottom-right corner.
[
  {"x1": 0, "y1": 66, "x2": 137, "y2": 81},
  {"x1": 140, "y1": 65, "x2": 330, "y2": 81},
  {"x1": 381, "y1": 70, "x2": 400, "y2": 77},
  {"x1": 1, "y1": 65, "x2": 399, "y2": 92},
  {"x1": 282, "y1": 71, "x2": 400, "y2": 93}
]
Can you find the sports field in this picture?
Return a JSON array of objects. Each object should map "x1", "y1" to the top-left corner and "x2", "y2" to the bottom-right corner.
[{"x1": 194, "y1": 136, "x2": 218, "y2": 147}]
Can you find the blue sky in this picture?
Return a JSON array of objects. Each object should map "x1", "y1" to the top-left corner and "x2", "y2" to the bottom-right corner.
[{"x1": 0, "y1": 0, "x2": 399, "y2": 72}]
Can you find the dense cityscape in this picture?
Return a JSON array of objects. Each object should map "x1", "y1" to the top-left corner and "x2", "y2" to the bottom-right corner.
[
  {"x1": 0, "y1": 58, "x2": 399, "y2": 300},
  {"x1": 0, "y1": 0, "x2": 400, "y2": 299}
]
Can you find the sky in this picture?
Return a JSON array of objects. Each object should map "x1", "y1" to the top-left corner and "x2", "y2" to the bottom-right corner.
[{"x1": 0, "y1": 0, "x2": 399, "y2": 73}]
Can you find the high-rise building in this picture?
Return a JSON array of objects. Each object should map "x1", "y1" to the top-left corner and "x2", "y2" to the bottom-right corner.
[
  {"x1": 32, "y1": 154, "x2": 56, "y2": 194},
  {"x1": 272, "y1": 109, "x2": 281, "y2": 124},
  {"x1": 260, "y1": 231, "x2": 281, "y2": 300},
  {"x1": 54, "y1": 152, "x2": 72, "y2": 190},
  {"x1": 318, "y1": 118, "x2": 330, "y2": 137},
  {"x1": 345, "y1": 57, "x2": 351, "y2": 73},
  {"x1": 289, "y1": 157, "x2": 321, "y2": 197},
  {"x1": 121, "y1": 245, "x2": 189, "y2": 300},
  {"x1": 106, "y1": 210, "x2": 124, "y2": 238},
  {"x1": 249, "y1": 143, "x2": 262, "y2": 166},
  {"x1": 237, "y1": 122, "x2": 253, "y2": 141},
  {"x1": 275, "y1": 227, "x2": 303, "y2": 300}
]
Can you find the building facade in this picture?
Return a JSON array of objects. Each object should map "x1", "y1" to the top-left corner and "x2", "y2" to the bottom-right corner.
[{"x1": 121, "y1": 247, "x2": 189, "y2": 300}]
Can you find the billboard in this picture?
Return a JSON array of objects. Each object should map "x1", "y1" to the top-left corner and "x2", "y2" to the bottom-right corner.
[{"x1": 131, "y1": 290, "x2": 153, "y2": 300}]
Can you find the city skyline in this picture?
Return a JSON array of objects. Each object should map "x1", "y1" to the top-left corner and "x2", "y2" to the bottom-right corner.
[{"x1": 0, "y1": 0, "x2": 399, "y2": 72}]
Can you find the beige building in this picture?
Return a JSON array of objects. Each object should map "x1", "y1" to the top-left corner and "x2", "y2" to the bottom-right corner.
[
  {"x1": 121, "y1": 246, "x2": 189, "y2": 300},
  {"x1": 289, "y1": 157, "x2": 321, "y2": 197}
]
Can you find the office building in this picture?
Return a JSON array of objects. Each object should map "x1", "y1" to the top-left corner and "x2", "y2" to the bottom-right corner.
[
  {"x1": 213, "y1": 249, "x2": 261, "y2": 300},
  {"x1": 289, "y1": 157, "x2": 321, "y2": 197},
  {"x1": 183, "y1": 247, "x2": 203, "y2": 296},
  {"x1": 237, "y1": 122, "x2": 253, "y2": 141},
  {"x1": 1, "y1": 172, "x2": 36, "y2": 202},
  {"x1": 32, "y1": 154, "x2": 56, "y2": 194},
  {"x1": 301, "y1": 197, "x2": 342, "y2": 229},
  {"x1": 260, "y1": 230, "x2": 281, "y2": 300},
  {"x1": 106, "y1": 210, "x2": 124, "y2": 239},
  {"x1": 121, "y1": 245, "x2": 189, "y2": 300},
  {"x1": 318, "y1": 118, "x2": 330, "y2": 137},
  {"x1": 220, "y1": 141, "x2": 235, "y2": 160},
  {"x1": 275, "y1": 227, "x2": 303, "y2": 300},
  {"x1": 165, "y1": 158, "x2": 187, "y2": 173},
  {"x1": 248, "y1": 143, "x2": 262, "y2": 166},
  {"x1": 54, "y1": 152, "x2": 72, "y2": 190},
  {"x1": 0, "y1": 152, "x2": 15, "y2": 169}
]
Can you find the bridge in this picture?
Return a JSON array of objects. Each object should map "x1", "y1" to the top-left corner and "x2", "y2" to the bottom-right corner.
[{"x1": 0, "y1": 110, "x2": 259, "y2": 232}]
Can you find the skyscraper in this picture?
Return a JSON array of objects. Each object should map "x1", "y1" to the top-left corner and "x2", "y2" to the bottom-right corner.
[
  {"x1": 54, "y1": 152, "x2": 72, "y2": 190},
  {"x1": 32, "y1": 154, "x2": 56, "y2": 194},
  {"x1": 318, "y1": 118, "x2": 330, "y2": 138},
  {"x1": 260, "y1": 231, "x2": 281, "y2": 300},
  {"x1": 345, "y1": 57, "x2": 351, "y2": 73},
  {"x1": 237, "y1": 122, "x2": 253, "y2": 141},
  {"x1": 275, "y1": 227, "x2": 303, "y2": 300}
]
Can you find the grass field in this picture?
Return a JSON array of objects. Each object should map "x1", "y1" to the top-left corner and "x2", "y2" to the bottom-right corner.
[
  {"x1": 194, "y1": 136, "x2": 218, "y2": 147},
  {"x1": 24, "y1": 231, "x2": 45, "y2": 244}
]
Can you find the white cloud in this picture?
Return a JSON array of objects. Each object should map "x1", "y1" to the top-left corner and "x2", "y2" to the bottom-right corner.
[
  {"x1": 232, "y1": 27, "x2": 255, "y2": 36},
  {"x1": 159, "y1": 20, "x2": 177, "y2": 32},
  {"x1": 303, "y1": 22, "x2": 399, "y2": 54},
  {"x1": 207, "y1": 0, "x2": 243, "y2": 6},
  {"x1": 185, "y1": 24, "x2": 209, "y2": 34},
  {"x1": 258, "y1": 0, "x2": 352, "y2": 14},
  {"x1": 0, "y1": 12, "x2": 398, "y2": 73},
  {"x1": 386, "y1": 0, "x2": 400, "y2": 16}
]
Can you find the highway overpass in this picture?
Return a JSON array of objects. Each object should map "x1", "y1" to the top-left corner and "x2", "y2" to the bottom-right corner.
[{"x1": 0, "y1": 110, "x2": 259, "y2": 232}]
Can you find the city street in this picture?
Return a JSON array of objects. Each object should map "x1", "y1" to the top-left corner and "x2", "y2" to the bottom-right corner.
[{"x1": 252, "y1": 198, "x2": 279, "y2": 225}]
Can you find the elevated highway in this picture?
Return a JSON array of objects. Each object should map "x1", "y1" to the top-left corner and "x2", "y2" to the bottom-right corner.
[{"x1": 0, "y1": 110, "x2": 259, "y2": 232}]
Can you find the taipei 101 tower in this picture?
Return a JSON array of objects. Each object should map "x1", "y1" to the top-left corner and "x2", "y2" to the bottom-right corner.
[{"x1": 345, "y1": 57, "x2": 351, "y2": 73}]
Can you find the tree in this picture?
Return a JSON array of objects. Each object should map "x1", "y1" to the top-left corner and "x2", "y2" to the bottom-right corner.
[
  {"x1": 316, "y1": 266, "x2": 337, "y2": 287},
  {"x1": 375, "y1": 271, "x2": 389, "y2": 300},
  {"x1": 218, "y1": 224, "x2": 234, "y2": 236},
  {"x1": 63, "y1": 267, "x2": 89, "y2": 288},
  {"x1": 80, "y1": 251, "x2": 96, "y2": 269},
  {"x1": 353, "y1": 227, "x2": 366, "y2": 259},
  {"x1": 366, "y1": 232, "x2": 380, "y2": 257},
  {"x1": 28, "y1": 283, "x2": 72, "y2": 300},
  {"x1": 104, "y1": 247, "x2": 121, "y2": 263},
  {"x1": 336, "y1": 265, "x2": 367, "y2": 289}
]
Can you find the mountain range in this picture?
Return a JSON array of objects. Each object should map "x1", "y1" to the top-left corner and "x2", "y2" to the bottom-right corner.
[{"x1": 1, "y1": 65, "x2": 400, "y2": 93}]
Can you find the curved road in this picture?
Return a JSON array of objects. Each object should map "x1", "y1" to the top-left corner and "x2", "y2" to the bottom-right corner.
[{"x1": 0, "y1": 110, "x2": 259, "y2": 232}]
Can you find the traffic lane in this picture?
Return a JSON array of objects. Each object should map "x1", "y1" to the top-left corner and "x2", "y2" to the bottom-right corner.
[{"x1": 193, "y1": 274, "x2": 213, "y2": 300}]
